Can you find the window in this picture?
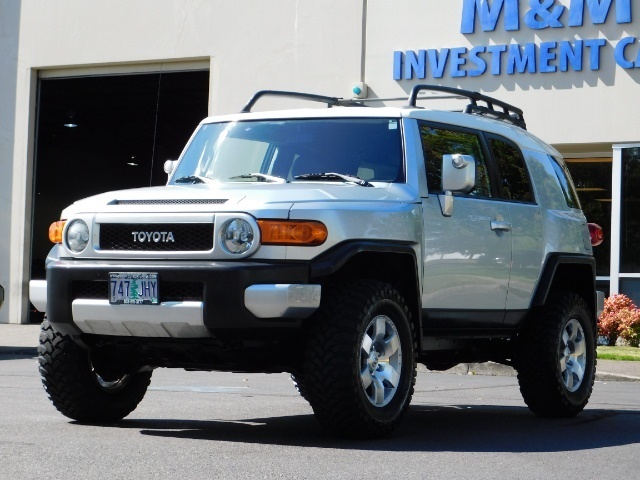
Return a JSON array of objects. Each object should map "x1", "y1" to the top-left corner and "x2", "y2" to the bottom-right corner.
[
  {"x1": 565, "y1": 157, "x2": 612, "y2": 277},
  {"x1": 419, "y1": 124, "x2": 491, "y2": 197},
  {"x1": 172, "y1": 118, "x2": 404, "y2": 184},
  {"x1": 549, "y1": 156, "x2": 581, "y2": 209},
  {"x1": 621, "y1": 147, "x2": 640, "y2": 273},
  {"x1": 489, "y1": 137, "x2": 533, "y2": 202}
]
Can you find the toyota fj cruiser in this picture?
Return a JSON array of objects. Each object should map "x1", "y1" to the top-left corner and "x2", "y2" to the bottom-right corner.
[{"x1": 31, "y1": 85, "x2": 603, "y2": 437}]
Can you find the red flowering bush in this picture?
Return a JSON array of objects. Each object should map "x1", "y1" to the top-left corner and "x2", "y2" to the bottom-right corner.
[
  {"x1": 598, "y1": 294, "x2": 640, "y2": 347},
  {"x1": 618, "y1": 308, "x2": 640, "y2": 347}
]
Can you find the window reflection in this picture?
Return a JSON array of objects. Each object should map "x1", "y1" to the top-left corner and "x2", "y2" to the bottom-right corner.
[
  {"x1": 565, "y1": 157, "x2": 612, "y2": 276},
  {"x1": 419, "y1": 124, "x2": 491, "y2": 197},
  {"x1": 621, "y1": 147, "x2": 640, "y2": 273}
]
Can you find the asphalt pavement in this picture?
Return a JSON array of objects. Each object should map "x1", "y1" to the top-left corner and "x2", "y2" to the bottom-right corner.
[{"x1": 1, "y1": 322, "x2": 639, "y2": 381}]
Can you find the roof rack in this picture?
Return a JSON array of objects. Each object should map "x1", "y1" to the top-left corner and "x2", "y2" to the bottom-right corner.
[
  {"x1": 241, "y1": 90, "x2": 365, "y2": 113},
  {"x1": 406, "y1": 84, "x2": 527, "y2": 130},
  {"x1": 240, "y1": 86, "x2": 526, "y2": 130}
]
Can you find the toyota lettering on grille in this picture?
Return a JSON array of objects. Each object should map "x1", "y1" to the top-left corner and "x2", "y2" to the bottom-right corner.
[{"x1": 131, "y1": 231, "x2": 175, "y2": 243}]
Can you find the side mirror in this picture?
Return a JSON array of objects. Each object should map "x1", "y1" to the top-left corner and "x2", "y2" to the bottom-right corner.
[
  {"x1": 442, "y1": 154, "x2": 476, "y2": 193},
  {"x1": 164, "y1": 160, "x2": 178, "y2": 176},
  {"x1": 439, "y1": 154, "x2": 476, "y2": 217}
]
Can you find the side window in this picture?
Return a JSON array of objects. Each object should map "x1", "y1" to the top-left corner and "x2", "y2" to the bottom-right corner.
[
  {"x1": 419, "y1": 123, "x2": 492, "y2": 197},
  {"x1": 489, "y1": 137, "x2": 534, "y2": 203},
  {"x1": 549, "y1": 155, "x2": 581, "y2": 209}
]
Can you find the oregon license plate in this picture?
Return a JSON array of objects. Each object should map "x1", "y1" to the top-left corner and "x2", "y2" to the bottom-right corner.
[{"x1": 109, "y1": 272, "x2": 159, "y2": 305}]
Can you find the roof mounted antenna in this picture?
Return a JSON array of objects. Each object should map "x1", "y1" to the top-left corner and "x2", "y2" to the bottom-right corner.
[
  {"x1": 406, "y1": 84, "x2": 527, "y2": 130},
  {"x1": 241, "y1": 90, "x2": 366, "y2": 113}
]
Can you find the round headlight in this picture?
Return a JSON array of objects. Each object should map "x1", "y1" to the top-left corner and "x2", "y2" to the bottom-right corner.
[
  {"x1": 221, "y1": 218, "x2": 254, "y2": 255},
  {"x1": 66, "y1": 220, "x2": 90, "y2": 253}
]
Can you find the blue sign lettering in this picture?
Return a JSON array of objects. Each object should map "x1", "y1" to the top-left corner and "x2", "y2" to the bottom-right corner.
[
  {"x1": 461, "y1": 0, "x2": 631, "y2": 33},
  {"x1": 450, "y1": 47, "x2": 468, "y2": 77},
  {"x1": 404, "y1": 50, "x2": 426, "y2": 79},
  {"x1": 392, "y1": 37, "x2": 613, "y2": 79},
  {"x1": 468, "y1": 46, "x2": 488, "y2": 76},
  {"x1": 428, "y1": 49, "x2": 450, "y2": 78},
  {"x1": 524, "y1": 0, "x2": 565, "y2": 29},
  {"x1": 507, "y1": 43, "x2": 537, "y2": 74},
  {"x1": 393, "y1": 51, "x2": 403, "y2": 80},
  {"x1": 559, "y1": 40, "x2": 583, "y2": 71},
  {"x1": 584, "y1": 38, "x2": 606, "y2": 69},
  {"x1": 487, "y1": 44, "x2": 508, "y2": 74},
  {"x1": 461, "y1": 0, "x2": 520, "y2": 33},
  {"x1": 395, "y1": 1, "x2": 634, "y2": 80},
  {"x1": 539, "y1": 41, "x2": 558, "y2": 72},
  {"x1": 614, "y1": 36, "x2": 640, "y2": 68},
  {"x1": 568, "y1": 0, "x2": 632, "y2": 26}
]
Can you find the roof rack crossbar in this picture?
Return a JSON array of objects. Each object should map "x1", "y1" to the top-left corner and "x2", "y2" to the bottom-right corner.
[
  {"x1": 241, "y1": 90, "x2": 343, "y2": 113},
  {"x1": 407, "y1": 84, "x2": 527, "y2": 130}
]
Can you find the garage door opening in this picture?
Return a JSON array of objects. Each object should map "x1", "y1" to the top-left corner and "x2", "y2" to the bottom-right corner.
[{"x1": 30, "y1": 70, "x2": 209, "y2": 320}]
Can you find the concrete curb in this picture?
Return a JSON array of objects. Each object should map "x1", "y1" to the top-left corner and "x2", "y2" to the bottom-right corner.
[{"x1": 0, "y1": 346, "x2": 37, "y2": 356}]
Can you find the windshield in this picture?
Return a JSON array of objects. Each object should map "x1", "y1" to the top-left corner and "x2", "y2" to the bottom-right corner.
[{"x1": 169, "y1": 118, "x2": 404, "y2": 184}]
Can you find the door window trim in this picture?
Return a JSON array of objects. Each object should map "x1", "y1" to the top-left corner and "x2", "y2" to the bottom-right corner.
[{"x1": 417, "y1": 120, "x2": 499, "y2": 199}]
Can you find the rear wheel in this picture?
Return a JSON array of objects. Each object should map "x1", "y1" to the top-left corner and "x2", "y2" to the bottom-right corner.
[
  {"x1": 302, "y1": 280, "x2": 416, "y2": 437},
  {"x1": 38, "y1": 320, "x2": 152, "y2": 423},
  {"x1": 516, "y1": 292, "x2": 596, "y2": 417}
]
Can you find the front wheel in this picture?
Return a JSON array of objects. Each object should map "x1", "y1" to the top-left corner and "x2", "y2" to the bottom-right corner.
[
  {"x1": 38, "y1": 320, "x2": 152, "y2": 423},
  {"x1": 302, "y1": 280, "x2": 416, "y2": 437},
  {"x1": 516, "y1": 292, "x2": 596, "y2": 417}
]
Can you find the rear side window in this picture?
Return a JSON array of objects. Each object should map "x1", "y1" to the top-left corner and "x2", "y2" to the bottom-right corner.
[
  {"x1": 549, "y1": 155, "x2": 581, "y2": 209},
  {"x1": 419, "y1": 123, "x2": 492, "y2": 197},
  {"x1": 488, "y1": 137, "x2": 534, "y2": 203}
]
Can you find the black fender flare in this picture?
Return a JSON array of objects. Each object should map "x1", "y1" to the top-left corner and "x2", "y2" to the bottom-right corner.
[{"x1": 530, "y1": 253, "x2": 597, "y2": 318}]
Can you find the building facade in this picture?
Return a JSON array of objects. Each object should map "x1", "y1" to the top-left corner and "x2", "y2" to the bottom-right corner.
[{"x1": 1, "y1": 0, "x2": 638, "y2": 323}]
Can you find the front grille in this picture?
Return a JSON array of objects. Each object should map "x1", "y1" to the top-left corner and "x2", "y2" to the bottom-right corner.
[
  {"x1": 99, "y1": 223, "x2": 214, "y2": 251},
  {"x1": 72, "y1": 280, "x2": 204, "y2": 302},
  {"x1": 110, "y1": 199, "x2": 227, "y2": 205}
]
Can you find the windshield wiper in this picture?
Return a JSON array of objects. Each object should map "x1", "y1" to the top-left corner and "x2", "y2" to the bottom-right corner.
[
  {"x1": 229, "y1": 173, "x2": 286, "y2": 183},
  {"x1": 173, "y1": 175, "x2": 212, "y2": 184},
  {"x1": 294, "y1": 172, "x2": 373, "y2": 187}
]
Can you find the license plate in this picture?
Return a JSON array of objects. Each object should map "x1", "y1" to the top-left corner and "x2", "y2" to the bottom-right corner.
[{"x1": 109, "y1": 272, "x2": 159, "y2": 305}]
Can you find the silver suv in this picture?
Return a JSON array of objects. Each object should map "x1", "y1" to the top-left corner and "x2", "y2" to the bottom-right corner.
[{"x1": 33, "y1": 86, "x2": 602, "y2": 437}]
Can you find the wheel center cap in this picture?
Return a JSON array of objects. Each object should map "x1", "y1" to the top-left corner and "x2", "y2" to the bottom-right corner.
[{"x1": 368, "y1": 350, "x2": 379, "y2": 371}]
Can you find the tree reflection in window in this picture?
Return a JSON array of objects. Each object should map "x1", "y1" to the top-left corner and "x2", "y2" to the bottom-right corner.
[
  {"x1": 489, "y1": 138, "x2": 533, "y2": 202},
  {"x1": 419, "y1": 124, "x2": 491, "y2": 197}
]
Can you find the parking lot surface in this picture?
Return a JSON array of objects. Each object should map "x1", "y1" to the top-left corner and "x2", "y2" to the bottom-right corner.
[{"x1": 1, "y1": 352, "x2": 640, "y2": 479}]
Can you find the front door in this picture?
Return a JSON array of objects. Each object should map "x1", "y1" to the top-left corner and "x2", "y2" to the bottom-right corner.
[{"x1": 418, "y1": 122, "x2": 511, "y2": 328}]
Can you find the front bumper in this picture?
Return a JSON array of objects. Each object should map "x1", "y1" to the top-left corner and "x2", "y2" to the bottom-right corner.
[{"x1": 43, "y1": 258, "x2": 320, "y2": 338}]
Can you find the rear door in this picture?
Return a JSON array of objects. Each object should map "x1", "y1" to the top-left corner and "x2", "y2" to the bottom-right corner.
[{"x1": 485, "y1": 133, "x2": 542, "y2": 324}]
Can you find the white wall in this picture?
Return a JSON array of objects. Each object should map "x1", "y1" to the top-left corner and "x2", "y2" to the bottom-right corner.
[
  {"x1": 0, "y1": 0, "x2": 22, "y2": 324},
  {"x1": 20, "y1": 0, "x2": 365, "y2": 113}
]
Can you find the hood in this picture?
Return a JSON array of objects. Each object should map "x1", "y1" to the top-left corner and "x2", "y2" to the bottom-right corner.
[{"x1": 60, "y1": 182, "x2": 417, "y2": 218}]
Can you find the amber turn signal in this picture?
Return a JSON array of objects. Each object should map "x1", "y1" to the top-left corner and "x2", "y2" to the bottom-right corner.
[
  {"x1": 49, "y1": 221, "x2": 66, "y2": 244},
  {"x1": 258, "y1": 220, "x2": 327, "y2": 246}
]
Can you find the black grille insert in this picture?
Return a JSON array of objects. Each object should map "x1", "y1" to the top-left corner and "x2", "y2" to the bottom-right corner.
[
  {"x1": 72, "y1": 280, "x2": 204, "y2": 302},
  {"x1": 99, "y1": 223, "x2": 214, "y2": 251}
]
